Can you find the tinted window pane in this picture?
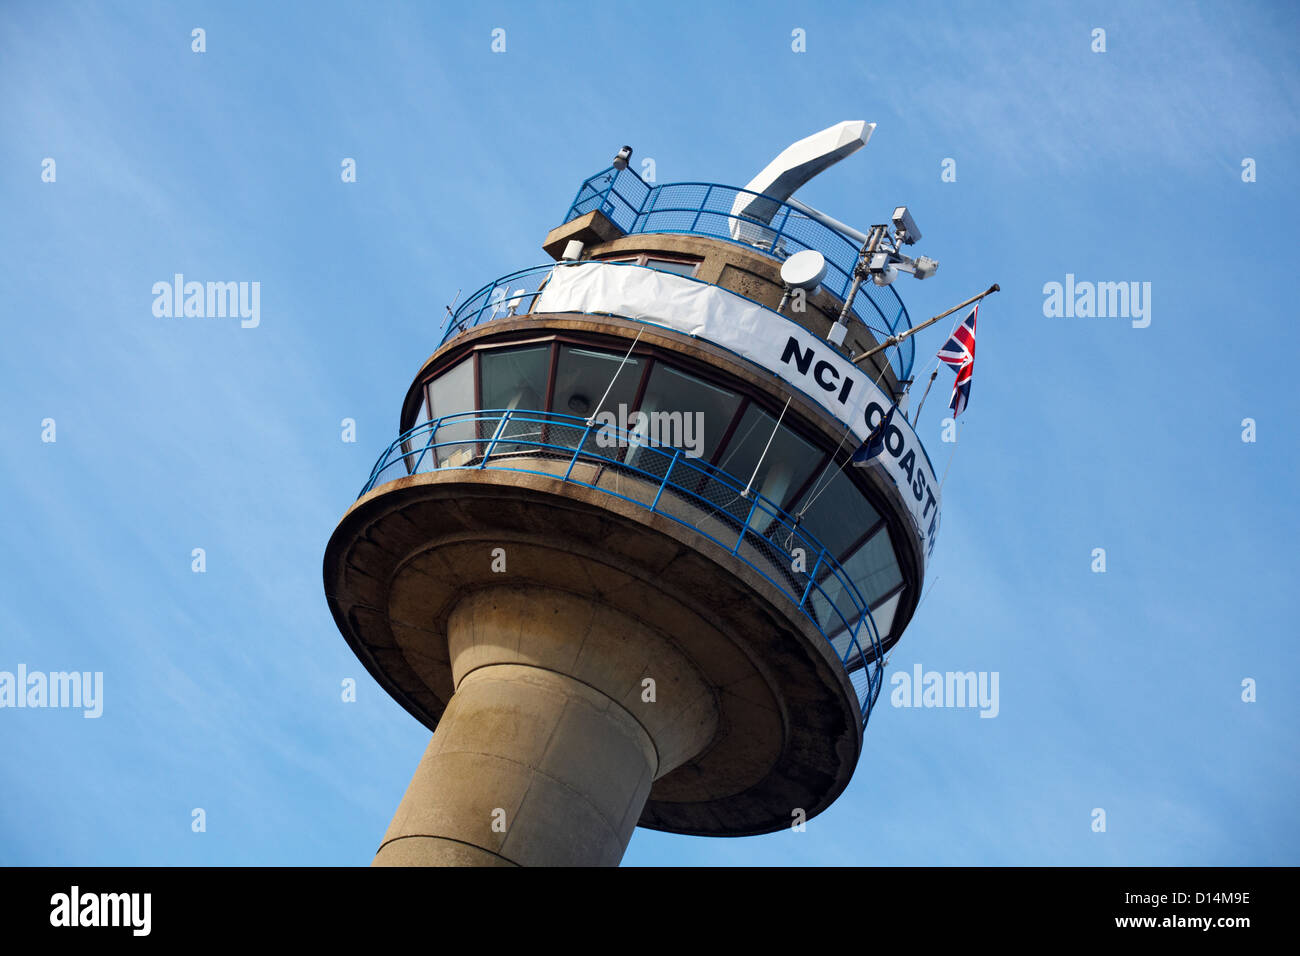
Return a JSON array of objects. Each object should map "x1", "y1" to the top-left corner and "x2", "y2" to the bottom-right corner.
[
  {"x1": 401, "y1": 381, "x2": 434, "y2": 461},
  {"x1": 631, "y1": 363, "x2": 740, "y2": 462},
  {"x1": 807, "y1": 564, "x2": 861, "y2": 639},
  {"x1": 424, "y1": 358, "x2": 476, "y2": 469},
  {"x1": 715, "y1": 405, "x2": 820, "y2": 511},
  {"x1": 552, "y1": 346, "x2": 644, "y2": 420},
  {"x1": 645, "y1": 258, "x2": 699, "y2": 277},
  {"x1": 868, "y1": 588, "x2": 904, "y2": 643},
  {"x1": 478, "y1": 345, "x2": 553, "y2": 452},
  {"x1": 840, "y1": 527, "x2": 903, "y2": 606},
  {"x1": 789, "y1": 465, "x2": 881, "y2": 560},
  {"x1": 481, "y1": 345, "x2": 550, "y2": 412}
]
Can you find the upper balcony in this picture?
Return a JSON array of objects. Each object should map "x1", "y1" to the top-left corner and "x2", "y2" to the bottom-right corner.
[{"x1": 554, "y1": 166, "x2": 914, "y2": 382}]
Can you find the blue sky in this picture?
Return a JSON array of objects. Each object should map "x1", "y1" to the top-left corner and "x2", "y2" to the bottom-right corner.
[{"x1": 1, "y1": 0, "x2": 1296, "y2": 866}]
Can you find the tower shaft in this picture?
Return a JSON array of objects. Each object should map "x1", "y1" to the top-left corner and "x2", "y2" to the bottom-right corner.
[{"x1": 372, "y1": 587, "x2": 718, "y2": 867}]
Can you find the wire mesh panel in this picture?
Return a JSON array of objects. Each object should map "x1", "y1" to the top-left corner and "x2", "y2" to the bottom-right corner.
[
  {"x1": 652, "y1": 459, "x2": 749, "y2": 552},
  {"x1": 566, "y1": 168, "x2": 650, "y2": 232},
  {"x1": 561, "y1": 168, "x2": 915, "y2": 381}
]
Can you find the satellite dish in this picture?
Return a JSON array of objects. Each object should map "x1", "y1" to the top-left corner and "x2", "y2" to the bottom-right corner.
[{"x1": 780, "y1": 250, "x2": 827, "y2": 290}]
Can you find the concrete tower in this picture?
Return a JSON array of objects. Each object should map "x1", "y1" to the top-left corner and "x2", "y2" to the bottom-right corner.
[{"x1": 323, "y1": 123, "x2": 944, "y2": 866}]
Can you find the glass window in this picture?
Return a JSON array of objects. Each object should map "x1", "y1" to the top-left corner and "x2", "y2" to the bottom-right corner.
[
  {"x1": 644, "y1": 258, "x2": 699, "y2": 277},
  {"x1": 868, "y1": 588, "x2": 905, "y2": 643},
  {"x1": 401, "y1": 384, "x2": 434, "y2": 463},
  {"x1": 790, "y1": 469, "x2": 893, "y2": 639},
  {"x1": 479, "y1": 344, "x2": 553, "y2": 455},
  {"x1": 552, "y1": 346, "x2": 644, "y2": 420},
  {"x1": 481, "y1": 345, "x2": 550, "y2": 413},
  {"x1": 421, "y1": 358, "x2": 476, "y2": 470},
  {"x1": 789, "y1": 466, "x2": 882, "y2": 561},
  {"x1": 428, "y1": 357, "x2": 475, "y2": 421},
  {"x1": 830, "y1": 626, "x2": 869, "y2": 669},
  {"x1": 809, "y1": 527, "x2": 903, "y2": 641},
  {"x1": 597, "y1": 254, "x2": 699, "y2": 278},
  {"x1": 714, "y1": 405, "x2": 821, "y2": 518},
  {"x1": 629, "y1": 364, "x2": 740, "y2": 464},
  {"x1": 839, "y1": 527, "x2": 903, "y2": 607},
  {"x1": 808, "y1": 562, "x2": 864, "y2": 642},
  {"x1": 476, "y1": 344, "x2": 555, "y2": 456}
]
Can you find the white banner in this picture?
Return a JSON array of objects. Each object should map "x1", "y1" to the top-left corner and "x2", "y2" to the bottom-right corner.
[{"x1": 535, "y1": 262, "x2": 940, "y2": 567}]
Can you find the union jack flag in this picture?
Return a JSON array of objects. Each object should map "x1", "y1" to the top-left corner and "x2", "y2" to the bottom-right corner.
[{"x1": 937, "y1": 305, "x2": 977, "y2": 416}]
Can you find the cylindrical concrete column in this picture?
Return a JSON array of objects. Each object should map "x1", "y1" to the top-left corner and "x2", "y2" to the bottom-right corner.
[{"x1": 372, "y1": 587, "x2": 719, "y2": 867}]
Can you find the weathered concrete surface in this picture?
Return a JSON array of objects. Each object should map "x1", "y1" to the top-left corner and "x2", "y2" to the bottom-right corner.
[
  {"x1": 372, "y1": 588, "x2": 717, "y2": 867},
  {"x1": 541, "y1": 209, "x2": 627, "y2": 260},
  {"x1": 324, "y1": 466, "x2": 862, "y2": 851}
]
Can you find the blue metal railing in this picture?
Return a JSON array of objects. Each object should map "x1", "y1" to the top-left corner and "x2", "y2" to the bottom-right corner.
[
  {"x1": 563, "y1": 166, "x2": 914, "y2": 381},
  {"x1": 439, "y1": 263, "x2": 556, "y2": 347},
  {"x1": 359, "y1": 408, "x2": 888, "y2": 727}
]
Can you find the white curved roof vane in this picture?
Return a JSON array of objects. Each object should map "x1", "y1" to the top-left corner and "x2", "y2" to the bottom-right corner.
[{"x1": 728, "y1": 120, "x2": 874, "y2": 248}]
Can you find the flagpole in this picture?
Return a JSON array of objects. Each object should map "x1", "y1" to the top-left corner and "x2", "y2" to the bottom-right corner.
[{"x1": 852, "y1": 283, "x2": 999, "y2": 367}]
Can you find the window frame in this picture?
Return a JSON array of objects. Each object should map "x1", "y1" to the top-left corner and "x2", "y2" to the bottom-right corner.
[{"x1": 595, "y1": 252, "x2": 702, "y2": 278}]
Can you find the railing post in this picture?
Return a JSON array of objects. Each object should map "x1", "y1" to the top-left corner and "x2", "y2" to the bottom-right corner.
[
  {"x1": 410, "y1": 418, "x2": 439, "y2": 475},
  {"x1": 689, "y1": 185, "x2": 712, "y2": 232},
  {"x1": 480, "y1": 411, "x2": 511, "y2": 467},
  {"x1": 732, "y1": 495, "x2": 761, "y2": 554},
  {"x1": 798, "y1": 547, "x2": 827, "y2": 608},
  {"x1": 770, "y1": 204, "x2": 791, "y2": 254},
  {"x1": 650, "y1": 448, "x2": 681, "y2": 513},
  {"x1": 564, "y1": 423, "x2": 592, "y2": 481}
]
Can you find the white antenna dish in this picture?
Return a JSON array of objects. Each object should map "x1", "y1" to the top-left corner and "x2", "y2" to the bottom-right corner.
[{"x1": 780, "y1": 250, "x2": 827, "y2": 290}]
